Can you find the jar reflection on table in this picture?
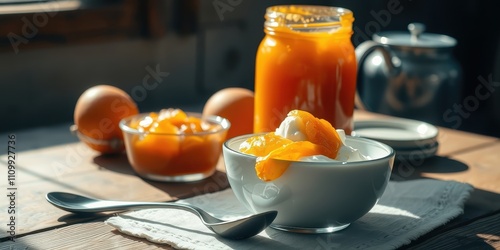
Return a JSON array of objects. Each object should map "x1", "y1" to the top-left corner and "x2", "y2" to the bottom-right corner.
[{"x1": 254, "y1": 5, "x2": 357, "y2": 134}]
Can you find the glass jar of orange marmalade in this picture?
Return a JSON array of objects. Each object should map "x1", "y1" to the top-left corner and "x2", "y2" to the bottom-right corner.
[{"x1": 254, "y1": 5, "x2": 357, "y2": 134}]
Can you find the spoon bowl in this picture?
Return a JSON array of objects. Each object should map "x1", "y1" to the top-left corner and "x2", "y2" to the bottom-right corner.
[{"x1": 46, "y1": 192, "x2": 277, "y2": 240}]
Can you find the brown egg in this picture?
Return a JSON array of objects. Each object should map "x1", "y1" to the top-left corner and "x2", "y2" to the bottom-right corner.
[
  {"x1": 74, "y1": 85, "x2": 139, "y2": 154},
  {"x1": 203, "y1": 87, "x2": 254, "y2": 139}
]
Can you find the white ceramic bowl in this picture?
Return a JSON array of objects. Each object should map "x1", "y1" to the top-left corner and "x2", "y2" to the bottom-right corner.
[{"x1": 222, "y1": 135, "x2": 395, "y2": 233}]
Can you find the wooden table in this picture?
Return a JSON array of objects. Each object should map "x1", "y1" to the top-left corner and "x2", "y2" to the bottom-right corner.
[{"x1": 1, "y1": 110, "x2": 499, "y2": 249}]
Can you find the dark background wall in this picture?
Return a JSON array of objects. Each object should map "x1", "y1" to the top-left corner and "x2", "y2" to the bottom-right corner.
[{"x1": 1, "y1": 0, "x2": 499, "y2": 137}]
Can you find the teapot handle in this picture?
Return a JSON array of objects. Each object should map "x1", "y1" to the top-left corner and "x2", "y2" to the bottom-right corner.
[{"x1": 355, "y1": 40, "x2": 400, "y2": 110}]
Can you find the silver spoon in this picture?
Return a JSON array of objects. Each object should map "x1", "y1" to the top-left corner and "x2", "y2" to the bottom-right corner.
[{"x1": 46, "y1": 192, "x2": 277, "y2": 240}]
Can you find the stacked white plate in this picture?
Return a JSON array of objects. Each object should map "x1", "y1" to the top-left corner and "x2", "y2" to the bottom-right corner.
[{"x1": 352, "y1": 117, "x2": 439, "y2": 160}]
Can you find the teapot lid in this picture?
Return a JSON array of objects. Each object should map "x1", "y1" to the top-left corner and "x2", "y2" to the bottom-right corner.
[{"x1": 373, "y1": 23, "x2": 456, "y2": 48}]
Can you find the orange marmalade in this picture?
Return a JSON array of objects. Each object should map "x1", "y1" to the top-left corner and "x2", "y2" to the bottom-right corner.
[
  {"x1": 121, "y1": 109, "x2": 229, "y2": 181},
  {"x1": 254, "y1": 5, "x2": 357, "y2": 134},
  {"x1": 241, "y1": 110, "x2": 342, "y2": 181}
]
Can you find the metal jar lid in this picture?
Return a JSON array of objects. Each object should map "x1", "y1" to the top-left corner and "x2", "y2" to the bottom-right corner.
[{"x1": 373, "y1": 23, "x2": 457, "y2": 48}]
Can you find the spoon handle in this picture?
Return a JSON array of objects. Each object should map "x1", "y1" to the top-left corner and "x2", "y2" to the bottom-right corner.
[{"x1": 59, "y1": 200, "x2": 221, "y2": 224}]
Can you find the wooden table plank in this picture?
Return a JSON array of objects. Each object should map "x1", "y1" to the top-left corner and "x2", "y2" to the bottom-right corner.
[
  {"x1": 435, "y1": 128, "x2": 498, "y2": 156},
  {"x1": 0, "y1": 142, "x2": 229, "y2": 239},
  {"x1": 421, "y1": 141, "x2": 500, "y2": 193},
  {"x1": 1, "y1": 219, "x2": 173, "y2": 250}
]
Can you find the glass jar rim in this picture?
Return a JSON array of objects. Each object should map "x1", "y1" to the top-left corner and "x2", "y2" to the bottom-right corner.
[{"x1": 265, "y1": 5, "x2": 354, "y2": 32}]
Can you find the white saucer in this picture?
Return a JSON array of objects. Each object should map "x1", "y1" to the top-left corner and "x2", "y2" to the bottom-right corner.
[{"x1": 352, "y1": 117, "x2": 439, "y2": 151}]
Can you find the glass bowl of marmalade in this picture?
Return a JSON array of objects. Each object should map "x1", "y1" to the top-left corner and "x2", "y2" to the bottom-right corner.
[{"x1": 120, "y1": 109, "x2": 230, "y2": 182}]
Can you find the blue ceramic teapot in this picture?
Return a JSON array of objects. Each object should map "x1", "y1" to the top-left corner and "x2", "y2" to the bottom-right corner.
[{"x1": 355, "y1": 23, "x2": 462, "y2": 125}]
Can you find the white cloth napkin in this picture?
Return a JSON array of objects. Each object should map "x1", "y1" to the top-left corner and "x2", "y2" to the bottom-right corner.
[{"x1": 105, "y1": 179, "x2": 473, "y2": 250}]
